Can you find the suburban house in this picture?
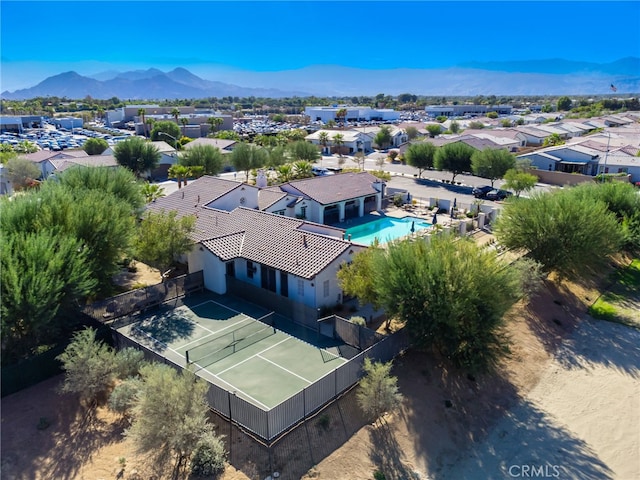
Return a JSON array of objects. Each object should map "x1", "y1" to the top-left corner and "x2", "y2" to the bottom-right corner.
[
  {"x1": 518, "y1": 144, "x2": 603, "y2": 175},
  {"x1": 305, "y1": 129, "x2": 370, "y2": 155},
  {"x1": 146, "y1": 175, "x2": 368, "y2": 317},
  {"x1": 49, "y1": 154, "x2": 119, "y2": 173},
  {"x1": 182, "y1": 137, "x2": 238, "y2": 154},
  {"x1": 21, "y1": 149, "x2": 90, "y2": 178},
  {"x1": 351, "y1": 125, "x2": 408, "y2": 149}
]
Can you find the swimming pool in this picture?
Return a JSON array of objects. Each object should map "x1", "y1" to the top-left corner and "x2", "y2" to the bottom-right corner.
[{"x1": 345, "y1": 216, "x2": 432, "y2": 246}]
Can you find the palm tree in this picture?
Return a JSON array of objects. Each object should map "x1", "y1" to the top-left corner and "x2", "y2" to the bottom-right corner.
[
  {"x1": 146, "y1": 118, "x2": 155, "y2": 137},
  {"x1": 138, "y1": 108, "x2": 146, "y2": 137},
  {"x1": 293, "y1": 161, "x2": 313, "y2": 179},
  {"x1": 332, "y1": 133, "x2": 345, "y2": 157},
  {"x1": 180, "y1": 118, "x2": 188, "y2": 137},
  {"x1": 318, "y1": 131, "x2": 330, "y2": 155},
  {"x1": 168, "y1": 164, "x2": 189, "y2": 189},
  {"x1": 276, "y1": 164, "x2": 294, "y2": 183},
  {"x1": 170, "y1": 108, "x2": 181, "y2": 125},
  {"x1": 336, "y1": 108, "x2": 348, "y2": 127},
  {"x1": 206, "y1": 116, "x2": 224, "y2": 136}
]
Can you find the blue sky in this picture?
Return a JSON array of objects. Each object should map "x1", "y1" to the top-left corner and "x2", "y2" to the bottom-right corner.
[{"x1": 1, "y1": 1, "x2": 639, "y2": 91}]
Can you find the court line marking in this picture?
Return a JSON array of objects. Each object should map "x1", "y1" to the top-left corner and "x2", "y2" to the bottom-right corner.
[
  {"x1": 179, "y1": 317, "x2": 253, "y2": 350},
  {"x1": 257, "y1": 354, "x2": 312, "y2": 384},
  {"x1": 192, "y1": 363, "x2": 270, "y2": 410},
  {"x1": 215, "y1": 337, "x2": 292, "y2": 376},
  {"x1": 129, "y1": 324, "x2": 185, "y2": 362}
]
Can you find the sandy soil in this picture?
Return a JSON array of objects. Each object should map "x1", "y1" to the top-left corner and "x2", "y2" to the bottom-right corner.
[{"x1": 2, "y1": 259, "x2": 639, "y2": 480}]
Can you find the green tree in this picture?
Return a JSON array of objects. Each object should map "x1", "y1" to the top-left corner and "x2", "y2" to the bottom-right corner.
[
  {"x1": 4, "y1": 156, "x2": 41, "y2": 190},
  {"x1": 206, "y1": 116, "x2": 224, "y2": 135},
  {"x1": 14, "y1": 140, "x2": 39, "y2": 154},
  {"x1": 179, "y1": 144, "x2": 224, "y2": 176},
  {"x1": 542, "y1": 133, "x2": 565, "y2": 147},
  {"x1": 351, "y1": 151, "x2": 366, "y2": 171},
  {"x1": 356, "y1": 358, "x2": 403, "y2": 424},
  {"x1": 151, "y1": 121, "x2": 182, "y2": 148},
  {"x1": 230, "y1": 143, "x2": 268, "y2": 182},
  {"x1": 557, "y1": 96, "x2": 572, "y2": 111},
  {"x1": 135, "y1": 210, "x2": 195, "y2": 276},
  {"x1": 168, "y1": 164, "x2": 190, "y2": 189},
  {"x1": 125, "y1": 364, "x2": 219, "y2": 474},
  {"x1": 114, "y1": 137, "x2": 161, "y2": 177},
  {"x1": 180, "y1": 118, "x2": 188, "y2": 136},
  {"x1": 332, "y1": 133, "x2": 345, "y2": 157},
  {"x1": 55, "y1": 166, "x2": 144, "y2": 213},
  {"x1": 373, "y1": 125, "x2": 393, "y2": 149},
  {"x1": 141, "y1": 183, "x2": 165, "y2": 203},
  {"x1": 434, "y1": 142, "x2": 475, "y2": 183},
  {"x1": 288, "y1": 140, "x2": 320, "y2": 163},
  {"x1": 83, "y1": 137, "x2": 109, "y2": 155},
  {"x1": 449, "y1": 120, "x2": 461, "y2": 134},
  {"x1": 335, "y1": 108, "x2": 347, "y2": 125},
  {"x1": 1, "y1": 231, "x2": 96, "y2": 361},
  {"x1": 339, "y1": 235, "x2": 522, "y2": 371},
  {"x1": 57, "y1": 328, "x2": 116, "y2": 405},
  {"x1": 171, "y1": 107, "x2": 181, "y2": 124},
  {"x1": 293, "y1": 160, "x2": 313, "y2": 179},
  {"x1": 470, "y1": 148, "x2": 516, "y2": 187},
  {"x1": 213, "y1": 130, "x2": 241, "y2": 141},
  {"x1": 318, "y1": 131, "x2": 330, "y2": 154},
  {"x1": 486, "y1": 111, "x2": 499, "y2": 119},
  {"x1": 426, "y1": 124, "x2": 442, "y2": 138},
  {"x1": 494, "y1": 190, "x2": 623, "y2": 280},
  {"x1": 138, "y1": 108, "x2": 147, "y2": 137},
  {"x1": 405, "y1": 126, "x2": 419, "y2": 140},
  {"x1": 276, "y1": 163, "x2": 295, "y2": 183},
  {"x1": 502, "y1": 168, "x2": 538, "y2": 197},
  {"x1": 404, "y1": 142, "x2": 436, "y2": 178},
  {"x1": 267, "y1": 146, "x2": 288, "y2": 168}
]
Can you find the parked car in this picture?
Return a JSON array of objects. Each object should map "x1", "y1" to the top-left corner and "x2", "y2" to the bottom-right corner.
[
  {"x1": 485, "y1": 189, "x2": 513, "y2": 201},
  {"x1": 472, "y1": 185, "x2": 493, "y2": 198},
  {"x1": 312, "y1": 166, "x2": 334, "y2": 176}
]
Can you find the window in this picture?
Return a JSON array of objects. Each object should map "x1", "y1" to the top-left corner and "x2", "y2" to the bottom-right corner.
[
  {"x1": 225, "y1": 261, "x2": 235, "y2": 277},
  {"x1": 300, "y1": 206, "x2": 307, "y2": 219},
  {"x1": 323, "y1": 280, "x2": 330, "y2": 297},
  {"x1": 274, "y1": 210, "x2": 285, "y2": 216},
  {"x1": 246, "y1": 260, "x2": 254, "y2": 279},
  {"x1": 297, "y1": 279, "x2": 304, "y2": 297},
  {"x1": 280, "y1": 272, "x2": 288, "y2": 297},
  {"x1": 260, "y1": 265, "x2": 277, "y2": 292}
]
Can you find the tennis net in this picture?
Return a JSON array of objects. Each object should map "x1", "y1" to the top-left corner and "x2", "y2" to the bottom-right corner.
[{"x1": 186, "y1": 320, "x2": 276, "y2": 365}]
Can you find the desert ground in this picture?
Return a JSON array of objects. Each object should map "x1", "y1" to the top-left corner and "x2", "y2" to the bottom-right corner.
[{"x1": 2, "y1": 260, "x2": 639, "y2": 480}]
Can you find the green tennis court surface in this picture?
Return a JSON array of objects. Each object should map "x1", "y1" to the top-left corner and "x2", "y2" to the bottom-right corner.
[{"x1": 117, "y1": 293, "x2": 348, "y2": 409}]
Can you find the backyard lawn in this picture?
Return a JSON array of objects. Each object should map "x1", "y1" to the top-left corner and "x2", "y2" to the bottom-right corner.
[{"x1": 589, "y1": 258, "x2": 640, "y2": 328}]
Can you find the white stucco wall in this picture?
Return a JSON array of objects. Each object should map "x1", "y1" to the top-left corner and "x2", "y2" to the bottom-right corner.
[
  {"x1": 207, "y1": 184, "x2": 259, "y2": 211},
  {"x1": 188, "y1": 248, "x2": 227, "y2": 294}
]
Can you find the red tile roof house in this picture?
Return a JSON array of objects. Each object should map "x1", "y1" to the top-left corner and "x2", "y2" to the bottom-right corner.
[
  {"x1": 21, "y1": 150, "x2": 90, "y2": 178},
  {"x1": 146, "y1": 174, "x2": 375, "y2": 321}
]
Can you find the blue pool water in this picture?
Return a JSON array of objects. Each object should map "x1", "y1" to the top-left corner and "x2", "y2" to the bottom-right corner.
[{"x1": 345, "y1": 216, "x2": 432, "y2": 246}]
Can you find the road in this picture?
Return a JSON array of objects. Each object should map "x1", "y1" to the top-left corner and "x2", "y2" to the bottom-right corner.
[{"x1": 154, "y1": 153, "x2": 552, "y2": 209}]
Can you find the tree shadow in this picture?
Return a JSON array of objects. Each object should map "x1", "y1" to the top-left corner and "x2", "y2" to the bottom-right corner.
[
  {"x1": 131, "y1": 310, "x2": 195, "y2": 349},
  {"x1": 435, "y1": 400, "x2": 614, "y2": 480},
  {"x1": 553, "y1": 317, "x2": 640, "y2": 378},
  {"x1": 414, "y1": 177, "x2": 475, "y2": 195},
  {"x1": 369, "y1": 422, "x2": 421, "y2": 480},
  {"x1": 1, "y1": 376, "x2": 123, "y2": 480}
]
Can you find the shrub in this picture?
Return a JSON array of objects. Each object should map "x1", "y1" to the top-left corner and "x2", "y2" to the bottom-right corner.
[
  {"x1": 190, "y1": 432, "x2": 227, "y2": 477},
  {"x1": 350, "y1": 316, "x2": 366, "y2": 326}
]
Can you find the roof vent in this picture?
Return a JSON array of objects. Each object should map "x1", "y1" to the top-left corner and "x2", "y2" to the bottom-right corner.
[{"x1": 303, "y1": 234, "x2": 308, "y2": 247}]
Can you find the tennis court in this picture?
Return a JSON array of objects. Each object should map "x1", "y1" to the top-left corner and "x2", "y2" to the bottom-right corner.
[{"x1": 116, "y1": 293, "x2": 349, "y2": 409}]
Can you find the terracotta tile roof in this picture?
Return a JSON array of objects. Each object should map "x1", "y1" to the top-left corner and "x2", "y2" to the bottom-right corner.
[
  {"x1": 258, "y1": 187, "x2": 288, "y2": 210},
  {"x1": 147, "y1": 176, "x2": 247, "y2": 216},
  {"x1": 22, "y1": 150, "x2": 89, "y2": 163},
  {"x1": 183, "y1": 137, "x2": 237, "y2": 152},
  {"x1": 50, "y1": 155, "x2": 118, "y2": 171},
  {"x1": 194, "y1": 207, "x2": 353, "y2": 279},
  {"x1": 282, "y1": 172, "x2": 383, "y2": 205}
]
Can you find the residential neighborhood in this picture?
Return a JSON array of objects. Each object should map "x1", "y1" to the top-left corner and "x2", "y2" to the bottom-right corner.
[{"x1": 2, "y1": 3, "x2": 640, "y2": 474}]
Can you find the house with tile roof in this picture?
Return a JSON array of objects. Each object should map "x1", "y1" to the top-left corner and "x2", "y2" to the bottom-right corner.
[
  {"x1": 147, "y1": 177, "x2": 365, "y2": 316},
  {"x1": 21, "y1": 149, "x2": 90, "y2": 178},
  {"x1": 305, "y1": 129, "x2": 370, "y2": 155},
  {"x1": 275, "y1": 172, "x2": 385, "y2": 224},
  {"x1": 518, "y1": 144, "x2": 603, "y2": 175}
]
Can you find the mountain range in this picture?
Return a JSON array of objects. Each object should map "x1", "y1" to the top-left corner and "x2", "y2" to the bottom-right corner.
[{"x1": 2, "y1": 58, "x2": 639, "y2": 100}]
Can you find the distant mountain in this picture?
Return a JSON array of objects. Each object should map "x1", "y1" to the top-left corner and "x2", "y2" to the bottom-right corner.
[
  {"x1": 1, "y1": 68, "x2": 311, "y2": 100},
  {"x1": 2, "y1": 59, "x2": 639, "y2": 99},
  {"x1": 458, "y1": 57, "x2": 640, "y2": 76}
]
